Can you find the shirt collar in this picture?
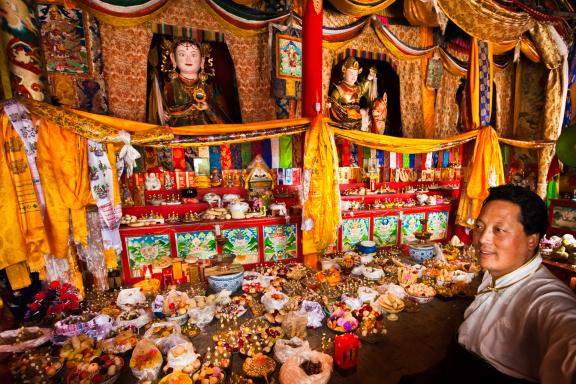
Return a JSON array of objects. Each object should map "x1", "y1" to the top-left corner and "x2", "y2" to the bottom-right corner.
[{"x1": 489, "y1": 254, "x2": 542, "y2": 289}]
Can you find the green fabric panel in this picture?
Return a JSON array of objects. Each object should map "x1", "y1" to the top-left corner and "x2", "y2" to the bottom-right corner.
[
  {"x1": 241, "y1": 142, "x2": 252, "y2": 168},
  {"x1": 279, "y1": 135, "x2": 293, "y2": 168}
]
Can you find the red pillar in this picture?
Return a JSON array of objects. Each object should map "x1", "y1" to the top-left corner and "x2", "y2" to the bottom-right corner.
[{"x1": 302, "y1": 0, "x2": 323, "y2": 117}]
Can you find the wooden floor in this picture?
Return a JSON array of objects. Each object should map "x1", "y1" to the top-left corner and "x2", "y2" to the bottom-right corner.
[{"x1": 0, "y1": 295, "x2": 472, "y2": 384}]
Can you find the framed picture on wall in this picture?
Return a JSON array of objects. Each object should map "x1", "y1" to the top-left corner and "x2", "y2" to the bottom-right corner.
[{"x1": 276, "y1": 34, "x2": 302, "y2": 80}]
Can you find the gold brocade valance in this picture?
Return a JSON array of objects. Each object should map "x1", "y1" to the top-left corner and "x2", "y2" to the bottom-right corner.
[
  {"x1": 14, "y1": 97, "x2": 312, "y2": 146},
  {"x1": 437, "y1": 0, "x2": 535, "y2": 43},
  {"x1": 329, "y1": 123, "x2": 478, "y2": 153}
]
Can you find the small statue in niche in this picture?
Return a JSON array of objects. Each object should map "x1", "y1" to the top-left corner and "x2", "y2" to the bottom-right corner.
[
  {"x1": 152, "y1": 38, "x2": 232, "y2": 126},
  {"x1": 210, "y1": 167, "x2": 222, "y2": 187},
  {"x1": 328, "y1": 57, "x2": 388, "y2": 133},
  {"x1": 164, "y1": 172, "x2": 174, "y2": 190},
  {"x1": 145, "y1": 173, "x2": 161, "y2": 191}
]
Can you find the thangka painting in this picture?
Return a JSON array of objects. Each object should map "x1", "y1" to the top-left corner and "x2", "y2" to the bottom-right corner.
[
  {"x1": 427, "y1": 211, "x2": 448, "y2": 240},
  {"x1": 276, "y1": 34, "x2": 302, "y2": 80},
  {"x1": 37, "y1": 4, "x2": 89, "y2": 75},
  {"x1": 176, "y1": 231, "x2": 216, "y2": 260},
  {"x1": 373, "y1": 216, "x2": 399, "y2": 247},
  {"x1": 342, "y1": 218, "x2": 370, "y2": 251},
  {"x1": 401, "y1": 213, "x2": 425, "y2": 243},
  {"x1": 126, "y1": 234, "x2": 171, "y2": 273},
  {"x1": 263, "y1": 224, "x2": 298, "y2": 261},
  {"x1": 223, "y1": 227, "x2": 259, "y2": 264}
]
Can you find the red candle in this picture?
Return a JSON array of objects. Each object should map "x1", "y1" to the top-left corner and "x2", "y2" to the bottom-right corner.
[{"x1": 334, "y1": 333, "x2": 360, "y2": 374}]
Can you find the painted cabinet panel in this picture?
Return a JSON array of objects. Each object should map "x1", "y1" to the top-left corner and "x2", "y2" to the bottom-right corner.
[
  {"x1": 263, "y1": 224, "x2": 298, "y2": 261},
  {"x1": 342, "y1": 217, "x2": 370, "y2": 251},
  {"x1": 401, "y1": 213, "x2": 425, "y2": 243},
  {"x1": 175, "y1": 231, "x2": 217, "y2": 260},
  {"x1": 223, "y1": 227, "x2": 260, "y2": 264},
  {"x1": 373, "y1": 216, "x2": 399, "y2": 247},
  {"x1": 427, "y1": 211, "x2": 449, "y2": 240},
  {"x1": 125, "y1": 234, "x2": 171, "y2": 278}
]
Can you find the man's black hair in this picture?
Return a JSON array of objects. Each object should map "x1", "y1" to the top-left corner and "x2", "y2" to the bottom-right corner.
[{"x1": 483, "y1": 184, "x2": 548, "y2": 239}]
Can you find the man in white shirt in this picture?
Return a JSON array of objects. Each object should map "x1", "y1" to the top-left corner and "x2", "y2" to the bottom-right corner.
[{"x1": 401, "y1": 184, "x2": 576, "y2": 383}]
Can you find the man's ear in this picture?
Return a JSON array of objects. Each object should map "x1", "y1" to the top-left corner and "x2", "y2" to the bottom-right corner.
[{"x1": 527, "y1": 234, "x2": 540, "y2": 252}]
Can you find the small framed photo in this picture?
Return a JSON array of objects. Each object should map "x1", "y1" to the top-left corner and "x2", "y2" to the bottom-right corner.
[{"x1": 193, "y1": 158, "x2": 210, "y2": 176}]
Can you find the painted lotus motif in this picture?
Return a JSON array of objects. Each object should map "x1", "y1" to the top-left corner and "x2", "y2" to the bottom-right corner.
[
  {"x1": 401, "y1": 213, "x2": 424, "y2": 243},
  {"x1": 427, "y1": 211, "x2": 448, "y2": 240},
  {"x1": 126, "y1": 235, "x2": 171, "y2": 270},
  {"x1": 263, "y1": 224, "x2": 297, "y2": 261},
  {"x1": 374, "y1": 216, "x2": 398, "y2": 246},
  {"x1": 342, "y1": 218, "x2": 369, "y2": 251},
  {"x1": 223, "y1": 227, "x2": 259, "y2": 264},
  {"x1": 176, "y1": 231, "x2": 216, "y2": 260}
]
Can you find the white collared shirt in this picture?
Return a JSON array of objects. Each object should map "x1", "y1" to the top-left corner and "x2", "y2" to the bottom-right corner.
[{"x1": 458, "y1": 255, "x2": 576, "y2": 383}]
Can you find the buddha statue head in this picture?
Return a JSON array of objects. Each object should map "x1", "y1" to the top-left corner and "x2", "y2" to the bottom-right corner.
[
  {"x1": 170, "y1": 39, "x2": 204, "y2": 80},
  {"x1": 341, "y1": 57, "x2": 362, "y2": 86}
]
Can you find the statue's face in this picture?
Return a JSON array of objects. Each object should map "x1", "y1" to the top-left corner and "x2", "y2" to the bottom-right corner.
[
  {"x1": 344, "y1": 68, "x2": 358, "y2": 85},
  {"x1": 173, "y1": 43, "x2": 202, "y2": 77}
]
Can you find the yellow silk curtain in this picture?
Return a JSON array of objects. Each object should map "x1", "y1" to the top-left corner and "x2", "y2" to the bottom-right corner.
[
  {"x1": 328, "y1": 0, "x2": 396, "y2": 16},
  {"x1": 301, "y1": 116, "x2": 341, "y2": 268},
  {"x1": 0, "y1": 114, "x2": 31, "y2": 287},
  {"x1": 37, "y1": 119, "x2": 94, "y2": 259},
  {"x1": 0, "y1": 114, "x2": 48, "y2": 274},
  {"x1": 329, "y1": 124, "x2": 478, "y2": 153},
  {"x1": 456, "y1": 126, "x2": 505, "y2": 227}
]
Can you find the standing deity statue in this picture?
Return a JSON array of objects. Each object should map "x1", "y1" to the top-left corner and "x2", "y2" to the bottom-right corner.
[{"x1": 329, "y1": 57, "x2": 388, "y2": 133}]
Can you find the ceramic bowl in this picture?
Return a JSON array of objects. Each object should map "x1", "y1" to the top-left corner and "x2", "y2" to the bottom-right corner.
[
  {"x1": 358, "y1": 240, "x2": 377, "y2": 254},
  {"x1": 408, "y1": 243, "x2": 435, "y2": 263},
  {"x1": 208, "y1": 271, "x2": 244, "y2": 293}
]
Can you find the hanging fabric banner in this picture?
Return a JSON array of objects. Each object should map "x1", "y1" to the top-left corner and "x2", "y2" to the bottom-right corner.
[
  {"x1": 220, "y1": 144, "x2": 232, "y2": 170},
  {"x1": 87, "y1": 140, "x2": 122, "y2": 254},
  {"x1": 231, "y1": 143, "x2": 242, "y2": 169},
  {"x1": 271, "y1": 138, "x2": 280, "y2": 168},
  {"x1": 279, "y1": 136, "x2": 292, "y2": 168},
  {"x1": 262, "y1": 139, "x2": 272, "y2": 168},
  {"x1": 209, "y1": 145, "x2": 222, "y2": 170}
]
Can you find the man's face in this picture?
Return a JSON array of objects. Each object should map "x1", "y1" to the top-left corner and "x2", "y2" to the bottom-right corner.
[
  {"x1": 473, "y1": 200, "x2": 538, "y2": 278},
  {"x1": 344, "y1": 68, "x2": 358, "y2": 85},
  {"x1": 174, "y1": 43, "x2": 202, "y2": 77}
]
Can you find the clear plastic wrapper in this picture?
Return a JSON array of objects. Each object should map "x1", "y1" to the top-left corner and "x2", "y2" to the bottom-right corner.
[
  {"x1": 297, "y1": 300, "x2": 325, "y2": 328},
  {"x1": 279, "y1": 350, "x2": 333, "y2": 384},
  {"x1": 187, "y1": 304, "x2": 216, "y2": 329},
  {"x1": 165, "y1": 342, "x2": 201, "y2": 374},
  {"x1": 130, "y1": 339, "x2": 163, "y2": 381},
  {"x1": 274, "y1": 337, "x2": 311, "y2": 363},
  {"x1": 261, "y1": 290, "x2": 289, "y2": 312},
  {"x1": 357, "y1": 286, "x2": 378, "y2": 303},
  {"x1": 116, "y1": 288, "x2": 146, "y2": 310}
]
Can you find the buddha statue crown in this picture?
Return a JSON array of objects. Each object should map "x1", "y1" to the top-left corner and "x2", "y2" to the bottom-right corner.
[{"x1": 341, "y1": 57, "x2": 362, "y2": 74}]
